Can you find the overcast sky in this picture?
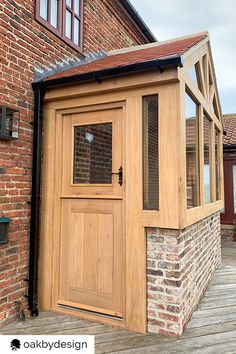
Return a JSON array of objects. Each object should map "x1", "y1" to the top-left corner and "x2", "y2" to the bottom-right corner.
[{"x1": 130, "y1": 0, "x2": 236, "y2": 114}]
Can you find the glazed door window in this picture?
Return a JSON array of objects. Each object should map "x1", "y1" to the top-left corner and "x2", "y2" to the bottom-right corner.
[{"x1": 73, "y1": 123, "x2": 113, "y2": 185}]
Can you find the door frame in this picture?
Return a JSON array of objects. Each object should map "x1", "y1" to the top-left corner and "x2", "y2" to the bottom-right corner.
[
  {"x1": 39, "y1": 98, "x2": 147, "y2": 333},
  {"x1": 221, "y1": 158, "x2": 236, "y2": 225},
  {"x1": 54, "y1": 105, "x2": 125, "y2": 319}
]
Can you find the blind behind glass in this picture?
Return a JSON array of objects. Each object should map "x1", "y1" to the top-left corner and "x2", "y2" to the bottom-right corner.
[{"x1": 143, "y1": 95, "x2": 159, "y2": 210}]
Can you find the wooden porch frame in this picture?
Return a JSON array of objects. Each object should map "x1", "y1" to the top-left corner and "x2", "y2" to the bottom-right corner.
[{"x1": 39, "y1": 35, "x2": 224, "y2": 333}]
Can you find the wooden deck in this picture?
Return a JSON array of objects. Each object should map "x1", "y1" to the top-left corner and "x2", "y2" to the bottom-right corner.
[{"x1": 1, "y1": 242, "x2": 236, "y2": 353}]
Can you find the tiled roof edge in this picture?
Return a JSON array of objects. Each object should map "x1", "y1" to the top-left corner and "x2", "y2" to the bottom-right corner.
[{"x1": 33, "y1": 51, "x2": 107, "y2": 82}]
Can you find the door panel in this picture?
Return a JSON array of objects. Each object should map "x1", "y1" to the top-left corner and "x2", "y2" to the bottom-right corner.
[
  {"x1": 59, "y1": 199, "x2": 123, "y2": 316},
  {"x1": 56, "y1": 107, "x2": 124, "y2": 318}
]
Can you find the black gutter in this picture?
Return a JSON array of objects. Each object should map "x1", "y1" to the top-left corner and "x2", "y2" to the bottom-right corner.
[
  {"x1": 29, "y1": 54, "x2": 182, "y2": 315},
  {"x1": 120, "y1": 0, "x2": 157, "y2": 43},
  {"x1": 28, "y1": 84, "x2": 45, "y2": 316},
  {"x1": 33, "y1": 56, "x2": 183, "y2": 90}
]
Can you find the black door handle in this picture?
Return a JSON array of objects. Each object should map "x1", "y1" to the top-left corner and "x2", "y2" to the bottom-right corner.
[{"x1": 111, "y1": 166, "x2": 123, "y2": 186}]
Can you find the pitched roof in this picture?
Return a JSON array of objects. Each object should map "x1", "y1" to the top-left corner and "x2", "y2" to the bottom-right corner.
[
  {"x1": 223, "y1": 114, "x2": 236, "y2": 146},
  {"x1": 43, "y1": 33, "x2": 207, "y2": 84}
]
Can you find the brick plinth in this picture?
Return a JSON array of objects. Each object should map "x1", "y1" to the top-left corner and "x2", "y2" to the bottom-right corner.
[{"x1": 147, "y1": 212, "x2": 221, "y2": 337}]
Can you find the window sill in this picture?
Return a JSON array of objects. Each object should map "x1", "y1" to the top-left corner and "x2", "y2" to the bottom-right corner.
[{"x1": 183, "y1": 200, "x2": 224, "y2": 229}]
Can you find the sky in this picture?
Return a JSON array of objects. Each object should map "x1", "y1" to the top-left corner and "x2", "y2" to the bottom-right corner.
[{"x1": 130, "y1": 0, "x2": 236, "y2": 114}]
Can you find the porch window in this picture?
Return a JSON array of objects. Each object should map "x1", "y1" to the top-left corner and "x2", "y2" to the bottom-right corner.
[
  {"x1": 185, "y1": 92, "x2": 200, "y2": 209},
  {"x1": 215, "y1": 127, "x2": 220, "y2": 200},
  {"x1": 203, "y1": 114, "x2": 211, "y2": 204},
  {"x1": 143, "y1": 95, "x2": 159, "y2": 210},
  {"x1": 36, "y1": 0, "x2": 83, "y2": 52}
]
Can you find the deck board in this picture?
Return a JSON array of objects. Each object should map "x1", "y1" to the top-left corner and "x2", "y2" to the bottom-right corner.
[{"x1": 0, "y1": 242, "x2": 235, "y2": 353}]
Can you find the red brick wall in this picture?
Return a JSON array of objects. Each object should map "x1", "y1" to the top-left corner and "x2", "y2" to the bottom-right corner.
[
  {"x1": 0, "y1": 0, "x2": 150, "y2": 327},
  {"x1": 147, "y1": 213, "x2": 221, "y2": 337},
  {"x1": 83, "y1": 0, "x2": 148, "y2": 53}
]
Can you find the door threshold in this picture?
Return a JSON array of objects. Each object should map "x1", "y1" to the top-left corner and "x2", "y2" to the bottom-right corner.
[{"x1": 58, "y1": 303, "x2": 123, "y2": 321}]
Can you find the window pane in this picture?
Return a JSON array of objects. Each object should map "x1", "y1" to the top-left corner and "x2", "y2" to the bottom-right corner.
[
  {"x1": 40, "y1": 0, "x2": 48, "y2": 20},
  {"x1": 185, "y1": 92, "x2": 200, "y2": 209},
  {"x1": 73, "y1": 123, "x2": 112, "y2": 184},
  {"x1": 143, "y1": 95, "x2": 159, "y2": 210},
  {"x1": 74, "y1": 18, "x2": 80, "y2": 45},
  {"x1": 203, "y1": 115, "x2": 211, "y2": 204},
  {"x1": 213, "y1": 96, "x2": 219, "y2": 119},
  {"x1": 215, "y1": 128, "x2": 220, "y2": 200},
  {"x1": 74, "y1": 0, "x2": 80, "y2": 15},
  {"x1": 50, "y1": 0, "x2": 58, "y2": 28},
  {"x1": 65, "y1": 10, "x2": 72, "y2": 39},
  {"x1": 188, "y1": 66, "x2": 198, "y2": 87},
  {"x1": 66, "y1": 0, "x2": 72, "y2": 7},
  {"x1": 233, "y1": 166, "x2": 236, "y2": 213}
]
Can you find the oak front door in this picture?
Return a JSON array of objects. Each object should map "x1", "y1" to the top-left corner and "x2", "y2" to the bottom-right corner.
[{"x1": 54, "y1": 106, "x2": 124, "y2": 319}]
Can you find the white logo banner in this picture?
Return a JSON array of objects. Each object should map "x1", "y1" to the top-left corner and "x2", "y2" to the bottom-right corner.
[{"x1": 0, "y1": 335, "x2": 95, "y2": 353}]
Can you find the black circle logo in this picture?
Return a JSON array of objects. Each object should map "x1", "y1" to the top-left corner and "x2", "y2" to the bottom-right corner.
[{"x1": 10, "y1": 339, "x2": 21, "y2": 351}]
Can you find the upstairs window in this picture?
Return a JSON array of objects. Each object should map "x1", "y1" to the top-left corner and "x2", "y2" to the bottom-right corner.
[{"x1": 36, "y1": 0, "x2": 83, "y2": 52}]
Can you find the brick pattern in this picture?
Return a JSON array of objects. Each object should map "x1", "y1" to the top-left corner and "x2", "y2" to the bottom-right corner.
[
  {"x1": 221, "y1": 227, "x2": 234, "y2": 243},
  {"x1": 147, "y1": 212, "x2": 221, "y2": 337},
  {"x1": 0, "y1": 0, "x2": 148, "y2": 328},
  {"x1": 83, "y1": 0, "x2": 148, "y2": 54}
]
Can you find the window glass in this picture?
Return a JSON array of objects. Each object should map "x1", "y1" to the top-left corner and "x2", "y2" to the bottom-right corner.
[
  {"x1": 185, "y1": 92, "x2": 200, "y2": 209},
  {"x1": 215, "y1": 128, "x2": 220, "y2": 200},
  {"x1": 66, "y1": 0, "x2": 72, "y2": 7},
  {"x1": 74, "y1": 0, "x2": 80, "y2": 15},
  {"x1": 74, "y1": 18, "x2": 80, "y2": 45},
  {"x1": 143, "y1": 95, "x2": 159, "y2": 210},
  {"x1": 233, "y1": 166, "x2": 236, "y2": 213},
  {"x1": 50, "y1": 0, "x2": 58, "y2": 28},
  {"x1": 73, "y1": 123, "x2": 112, "y2": 184},
  {"x1": 203, "y1": 115, "x2": 211, "y2": 204},
  {"x1": 188, "y1": 66, "x2": 198, "y2": 87},
  {"x1": 66, "y1": 10, "x2": 72, "y2": 39},
  {"x1": 213, "y1": 96, "x2": 219, "y2": 120},
  {"x1": 40, "y1": 0, "x2": 48, "y2": 20}
]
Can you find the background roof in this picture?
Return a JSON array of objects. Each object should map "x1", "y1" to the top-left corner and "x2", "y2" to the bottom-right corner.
[{"x1": 223, "y1": 115, "x2": 236, "y2": 146}]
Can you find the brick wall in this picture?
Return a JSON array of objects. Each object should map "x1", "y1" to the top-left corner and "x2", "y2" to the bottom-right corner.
[
  {"x1": 0, "y1": 0, "x2": 149, "y2": 327},
  {"x1": 221, "y1": 227, "x2": 234, "y2": 243},
  {"x1": 147, "y1": 212, "x2": 221, "y2": 337},
  {"x1": 83, "y1": 0, "x2": 149, "y2": 53}
]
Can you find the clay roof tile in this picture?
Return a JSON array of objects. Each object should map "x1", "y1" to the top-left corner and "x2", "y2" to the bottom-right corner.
[{"x1": 43, "y1": 33, "x2": 207, "y2": 82}]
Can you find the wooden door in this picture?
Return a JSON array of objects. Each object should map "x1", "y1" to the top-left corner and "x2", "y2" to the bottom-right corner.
[{"x1": 54, "y1": 107, "x2": 124, "y2": 319}]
